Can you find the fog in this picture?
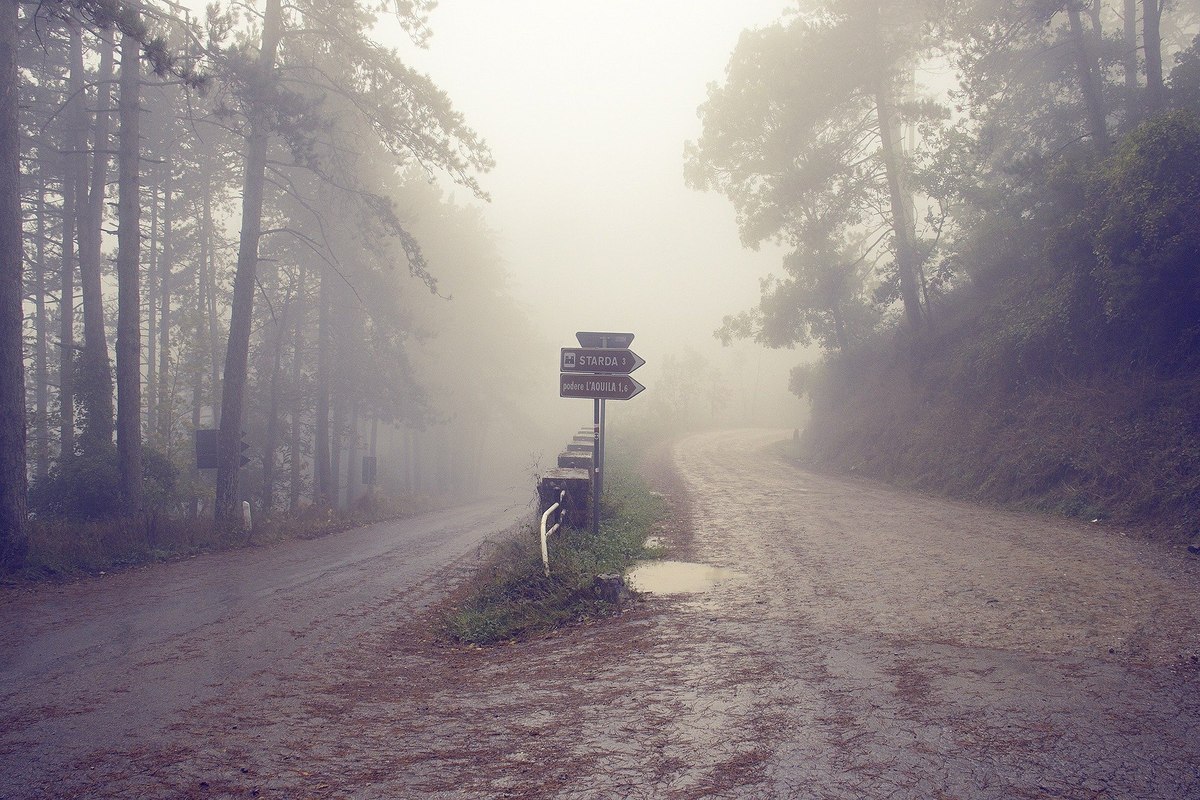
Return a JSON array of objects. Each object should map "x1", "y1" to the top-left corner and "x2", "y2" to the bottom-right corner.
[
  {"x1": 10, "y1": 0, "x2": 811, "y2": 537},
  {"x1": 388, "y1": 0, "x2": 811, "y2": 441}
]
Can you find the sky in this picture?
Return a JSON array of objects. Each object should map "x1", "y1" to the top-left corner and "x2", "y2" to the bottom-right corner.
[{"x1": 385, "y1": 0, "x2": 812, "y2": 424}]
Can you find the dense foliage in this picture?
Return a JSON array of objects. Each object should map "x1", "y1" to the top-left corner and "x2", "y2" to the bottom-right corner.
[{"x1": 693, "y1": 1, "x2": 1200, "y2": 530}]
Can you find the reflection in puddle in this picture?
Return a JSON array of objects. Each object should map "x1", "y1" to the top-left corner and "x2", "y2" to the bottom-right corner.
[{"x1": 626, "y1": 561, "x2": 743, "y2": 594}]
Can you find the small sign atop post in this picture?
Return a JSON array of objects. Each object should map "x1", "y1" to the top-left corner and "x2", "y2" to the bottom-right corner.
[{"x1": 576, "y1": 331, "x2": 634, "y2": 349}]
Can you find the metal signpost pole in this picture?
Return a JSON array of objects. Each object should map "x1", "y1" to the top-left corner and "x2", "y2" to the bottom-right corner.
[
  {"x1": 598, "y1": 398, "x2": 606, "y2": 508},
  {"x1": 593, "y1": 398, "x2": 601, "y2": 533},
  {"x1": 560, "y1": 332, "x2": 644, "y2": 537},
  {"x1": 597, "y1": 335, "x2": 609, "y2": 521}
]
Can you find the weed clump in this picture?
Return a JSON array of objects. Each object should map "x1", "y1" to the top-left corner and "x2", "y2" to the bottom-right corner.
[{"x1": 442, "y1": 451, "x2": 665, "y2": 645}]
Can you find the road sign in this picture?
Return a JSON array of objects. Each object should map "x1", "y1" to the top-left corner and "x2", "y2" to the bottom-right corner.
[
  {"x1": 560, "y1": 347, "x2": 645, "y2": 375},
  {"x1": 195, "y1": 429, "x2": 218, "y2": 469},
  {"x1": 576, "y1": 331, "x2": 634, "y2": 349},
  {"x1": 560, "y1": 373, "x2": 645, "y2": 401},
  {"x1": 195, "y1": 429, "x2": 251, "y2": 468}
]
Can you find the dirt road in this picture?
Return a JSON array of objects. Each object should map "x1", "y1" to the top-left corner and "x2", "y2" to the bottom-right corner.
[
  {"x1": 5, "y1": 429, "x2": 1200, "y2": 798},
  {"x1": 0, "y1": 495, "x2": 529, "y2": 798}
]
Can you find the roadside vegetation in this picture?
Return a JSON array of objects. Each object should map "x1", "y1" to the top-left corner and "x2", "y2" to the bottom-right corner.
[
  {"x1": 10, "y1": 491, "x2": 440, "y2": 581},
  {"x1": 792, "y1": 110, "x2": 1200, "y2": 539},
  {"x1": 690, "y1": 2, "x2": 1200, "y2": 540},
  {"x1": 3, "y1": 0, "x2": 545, "y2": 571},
  {"x1": 442, "y1": 446, "x2": 666, "y2": 646}
]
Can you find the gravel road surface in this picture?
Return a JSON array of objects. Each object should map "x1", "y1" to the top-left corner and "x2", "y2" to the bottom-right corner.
[
  {"x1": 3, "y1": 429, "x2": 1199, "y2": 799},
  {"x1": 0, "y1": 495, "x2": 529, "y2": 798}
]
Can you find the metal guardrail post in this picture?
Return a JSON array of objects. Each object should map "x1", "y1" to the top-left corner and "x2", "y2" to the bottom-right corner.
[{"x1": 540, "y1": 490, "x2": 566, "y2": 577}]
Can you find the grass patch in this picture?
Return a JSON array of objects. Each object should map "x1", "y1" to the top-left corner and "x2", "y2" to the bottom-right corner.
[{"x1": 441, "y1": 447, "x2": 666, "y2": 646}]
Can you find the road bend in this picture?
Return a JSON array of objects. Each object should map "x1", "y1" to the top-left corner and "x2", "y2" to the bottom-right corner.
[
  {"x1": 308, "y1": 428, "x2": 1199, "y2": 799},
  {"x1": 4, "y1": 430, "x2": 1200, "y2": 798}
]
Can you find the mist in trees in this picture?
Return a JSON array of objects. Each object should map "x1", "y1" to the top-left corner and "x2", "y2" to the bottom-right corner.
[
  {"x1": 3, "y1": 0, "x2": 548, "y2": 565},
  {"x1": 7, "y1": 0, "x2": 1200, "y2": 566},
  {"x1": 689, "y1": 0, "x2": 1200, "y2": 375}
]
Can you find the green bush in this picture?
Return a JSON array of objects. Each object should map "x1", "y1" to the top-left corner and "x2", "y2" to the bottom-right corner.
[
  {"x1": 1092, "y1": 110, "x2": 1200, "y2": 365},
  {"x1": 29, "y1": 445, "x2": 122, "y2": 519},
  {"x1": 29, "y1": 445, "x2": 183, "y2": 520}
]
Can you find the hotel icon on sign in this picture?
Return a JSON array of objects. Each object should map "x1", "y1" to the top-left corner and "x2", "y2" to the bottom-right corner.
[{"x1": 563, "y1": 351, "x2": 577, "y2": 369}]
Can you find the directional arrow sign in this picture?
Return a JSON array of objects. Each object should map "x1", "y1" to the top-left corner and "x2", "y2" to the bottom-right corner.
[
  {"x1": 576, "y1": 331, "x2": 634, "y2": 349},
  {"x1": 560, "y1": 347, "x2": 645, "y2": 375},
  {"x1": 560, "y1": 373, "x2": 646, "y2": 401}
]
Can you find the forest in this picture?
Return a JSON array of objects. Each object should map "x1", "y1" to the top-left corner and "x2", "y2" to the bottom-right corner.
[
  {"x1": 1, "y1": 0, "x2": 550, "y2": 571},
  {"x1": 690, "y1": 0, "x2": 1200, "y2": 530},
  {"x1": 5, "y1": 0, "x2": 1200, "y2": 571}
]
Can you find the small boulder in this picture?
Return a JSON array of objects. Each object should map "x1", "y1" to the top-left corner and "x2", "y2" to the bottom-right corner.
[{"x1": 594, "y1": 573, "x2": 626, "y2": 604}]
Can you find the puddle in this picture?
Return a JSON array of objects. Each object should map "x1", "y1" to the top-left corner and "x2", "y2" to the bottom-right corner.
[{"x1": 625, "y1": 560, "x2": 744, "y2": 595}]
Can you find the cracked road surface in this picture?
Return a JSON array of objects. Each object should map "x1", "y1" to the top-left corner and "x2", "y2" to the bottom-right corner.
[{"x1": 4, "y1": 429, "x2": 1200, "y2": 798}]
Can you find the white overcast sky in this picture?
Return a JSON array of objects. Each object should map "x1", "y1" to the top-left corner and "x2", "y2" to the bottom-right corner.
[{"x1": 387, "y1": 0, "x2": 801, "y2": 366}]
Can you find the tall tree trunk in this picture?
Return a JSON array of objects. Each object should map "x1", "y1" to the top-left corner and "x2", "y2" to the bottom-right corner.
[
  {"x1": 115, "y1": 27, "x2": 142, "y2": 514},
  {"x1": 863, "y1": 3, "x2": 921, "y2": 332},
  {"x1": 146, "y1": 180, "x2": 157, "y2": 438},
  {"x1": 190, "y1": 236, "x2": 205, "y2": 519},
  {"x1": 214, "y1": 0, "x2": 283, "y2": 531},
  {"x1": 1123, "y1": 0, "x2": 1140, "y2": 128},
  {"x1": 260, "y1": 295, "x2": 288, "y2": 516},
  {"x1": 874, "y1": 83, "x2": 922, "y2": 331},
  {"x1": 346, "y1": 401, "x2": 359, "y2": 508},
  {"x1": 60, "y1": 19, "x2": 86, "y2": 462},
  {"x1": 314, "y1": 270, "x2": 331, "y2": 506},
  {"x1": 78, "y1": 33, "x2": 115, "y2": 453},
  {"x1": 1, "y1": 0, "x2": 28, "y2": 566},
  {"x1": 34, "y1": 177, "x2": 50, "y2": 481},
  {"x1": 331, "y1": 391, "x2": 346, "y2": 510},
  {"x1": 200, "y1": 178, "x2": 221, "y2": 425},
  {"x1": 288, "y1": 263, "x2": 305, "y2": 512},
  {"x1": 1143, "y1": 0, "x2": 1164, "y2": 114},
  {"x1": 367, "y1": 414, "x2": 377, "y2": 497},
  {"x1": 1067, "y1": 0, "x2": 1110, "y2": 153},
  {"x1": 157, "y1": 167, "x2": 172, "y2": 448}
]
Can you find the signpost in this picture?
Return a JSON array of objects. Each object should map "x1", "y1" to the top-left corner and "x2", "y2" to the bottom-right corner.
[
  {"x1": 558, "y1": 332, "x2": 646, "y2": 532},
  {"x1": 195, "y1": 429, "x2": 219, "y2": 470},
  {"x1": 560, "y1": 347, "x2": 645, "y2": 375},
  {"x1": 195, "y1": 429, "x2": 251, "y2": 469},
  {"x1": 575, "y1": 331, "x2": 634, "y2": 349},
  {"x1": 559, "y1": 373, "x2": 646, "y2": 401}
]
